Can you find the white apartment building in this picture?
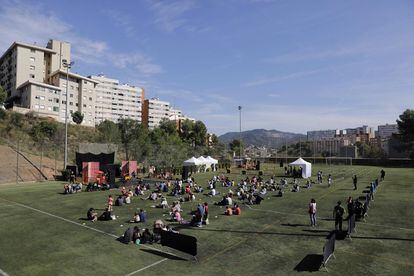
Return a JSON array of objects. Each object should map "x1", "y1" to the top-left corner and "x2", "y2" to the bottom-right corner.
[
  {"x1": 142, "y1": 98, "x2": 170, "y2": 129},
  {"x1": 377, "y1": 124, "x2": 399, "y2": 139},
  {"x1": 90, "y1": 75, "x2": 144, "y2": 125},
  {"x1": 49, "y1": 70, "x2": 98, "y2": 127},
  {"x1": 142, "y1": 98, "x2": 195, "y2": 129},
  {"x1": 0, "y1": 39, "x2": 98, "y2": 126}
]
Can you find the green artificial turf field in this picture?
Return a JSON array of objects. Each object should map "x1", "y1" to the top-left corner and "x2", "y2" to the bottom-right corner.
[{"x1": 0, "y1": 164, "x2": 413, "y2": 276}]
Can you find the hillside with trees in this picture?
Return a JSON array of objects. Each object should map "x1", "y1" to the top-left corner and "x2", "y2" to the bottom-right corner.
[{"x1": 0, "y1": 108, "x2": 225, "y2": 176}]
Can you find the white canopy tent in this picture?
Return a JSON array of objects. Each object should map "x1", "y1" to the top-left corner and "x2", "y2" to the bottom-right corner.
[
  {"x1": 289, "y1": 158, "x2": 312, "y2": 178},
  {"x1": 197, "y1": 156, "x2": 211, "y2": 172},
  {"x1": 183, "y1": 157, "x2": 202, "y2": 166},
  {"x1": 206, "y1": 156, "x2": 219, "y2": 171}
]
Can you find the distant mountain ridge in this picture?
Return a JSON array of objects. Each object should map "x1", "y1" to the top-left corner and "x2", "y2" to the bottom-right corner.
[{"x1": 219, "y1": 129, "x2": 306, "y2": 148}]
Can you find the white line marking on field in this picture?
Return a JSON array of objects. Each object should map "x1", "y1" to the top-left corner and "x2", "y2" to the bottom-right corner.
[
  {"x1": 0, "y1": 197, "x2": 176, "y2": 273},
  {"x1": 125, "y1": 258, "x2": 168, "y2": 276},
  {"x1": 0, "y1": 268, "x2": 9, "y2": 276}
]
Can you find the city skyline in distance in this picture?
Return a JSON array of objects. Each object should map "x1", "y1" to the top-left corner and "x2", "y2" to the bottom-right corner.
[{"x1": 0, "y1": 0, "x2": 413, "y2": 134}]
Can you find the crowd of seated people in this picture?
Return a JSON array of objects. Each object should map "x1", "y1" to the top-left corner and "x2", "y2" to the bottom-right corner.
[{"x1": 64, "y1": 183, "x2": 82, "y2": 194}]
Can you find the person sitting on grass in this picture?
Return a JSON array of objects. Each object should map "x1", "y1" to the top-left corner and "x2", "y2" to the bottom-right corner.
[
  {"x1": 99, "y1": 207, "x2": 115, "y2": 221},
  {"x1": 73, "y1": 182, "x2": 82, "y2": 193},
  {"x1": 158, "y1": 197, "x2": 169, "y2": 208},
  {"x1": 209, "y1": 188, "x2": 218, "y2": 196},
  {"x1": 64, "y1": 184, "x2": 72, "y2": 194},
  {"x1": 153, "y1": 220, "x2": 167, "y2": 243},
  {"x1": 139, "y1": 209, "x2": 147, "y2": 222},
  {"x1": 130, "y1": 212, "x2": 141, "y2": 223},
  {"x1": 172, "y1": 209, "x2": 183, "y2": 223},
  {"x1": 134, "y1": 185, "x2": 142, "y2": 196},
  {"x1": 141, "y1": 228, "x2": 153, "y2": 244},
  {"x1": 125, "y1": 194, "x2": 131, "y2": 204},
  {"x1": 87, "y1": 208, "x2": 98, "y2": 222},
  {"x1": 233, "y1": 204, "x2": 241, "y2": 215},
  {"x1": 115, "y1": 195, "x2": 124, "y2": 206},
  {"x1": 216, "y1": 196, "x2": 228, "y2": 206},
  {"x1": 292, "y1": 183, "x2": 299, "y2": 192},
  {"x1": 123, "y1": 226, "x2": 135, "y2": 244},
  {"x1": 148, "y1": 191, "x2": 158, "y2": 201},
  {"x1": 255, "y1": 194, "x2": 264, "y2": 205},
  {"x1": 225, "y1": 206, "x2": 233, "y2": 215},
  {"x1": 133, "y1": 227, "x2": 142, "y2": 244}
]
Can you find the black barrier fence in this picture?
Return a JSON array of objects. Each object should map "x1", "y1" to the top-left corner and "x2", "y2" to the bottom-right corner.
[
  {"x1": 322, "y1": 233, "x2": 336, "y2": 271},
  {"x1": 160, "y1": 230, "x2": 197, "y2": 257}
]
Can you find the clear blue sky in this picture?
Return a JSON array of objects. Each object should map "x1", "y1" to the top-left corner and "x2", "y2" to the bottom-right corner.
[{"x1": 1, "y1": 0, "x2": 413, "y2": 134}]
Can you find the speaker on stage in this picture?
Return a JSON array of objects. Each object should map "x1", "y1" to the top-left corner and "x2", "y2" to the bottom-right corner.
[
  {"x1": 105, "y1": 164, "x2": 116, "y2": 186},
  {"x1": 182, "y1": 166, "x2": 189, "y2": 180},
  {"x1": 256, "y1": 160, "x2": 261, "y2": 171}
]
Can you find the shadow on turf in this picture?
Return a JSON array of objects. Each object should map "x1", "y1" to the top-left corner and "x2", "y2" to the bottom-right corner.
[
  {"x1": 294, "y1": 254, "x2": 323, "y2": 272},
  {"x1": 281, "y1": 223, "x2": 308, "y2": 227},
  {"x1": 187, "y1": 227, "x2": 327, "y2": 238},
  {"x1": 140, "y1": 248, "x2": 187, "y2": 261}
]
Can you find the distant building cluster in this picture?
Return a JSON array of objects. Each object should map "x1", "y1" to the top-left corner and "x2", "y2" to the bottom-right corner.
[
  {"x1": 0, "y1": 39, "x2": 194, "y2": 128},
  {"x1": 306, "y1": 124, "x2": 401, "y2": 158}
]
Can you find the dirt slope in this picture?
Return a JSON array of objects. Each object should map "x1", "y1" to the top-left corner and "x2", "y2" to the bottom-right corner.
[{"x1": 0, "y1": 145, "x2": 63, "y2": 184}]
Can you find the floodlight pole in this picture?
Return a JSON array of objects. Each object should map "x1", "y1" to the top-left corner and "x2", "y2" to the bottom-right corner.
[
  {"x1": 238, "y1": 106, "x2": 242, "y2": 159},
  {"x1": 62, "y1": 59, "x2": 74, "y2": 170}
]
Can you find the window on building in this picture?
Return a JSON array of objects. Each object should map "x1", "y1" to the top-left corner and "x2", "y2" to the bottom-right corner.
[
  {"x1": 30, "y1": 57, "x2": 35, "y2": 62},
  {"x1": 83, "y1": 96, "x2": 86, "y2": 100},
  {"x1": 47, "y1": 107, "x2": 52, "y2": 111},
  {"x1": 30, "y1": 74, "x2": 35, "y2": 78},
  {"x1": 69, "y1": 102, "x2": 73, "y2": 106},
  {"x1": 89, "y1": 97, "x2": 92, "y2": 101},
  {"x1": 83, "y1": 104, "x2": 86, "y2": 107},
  {"x1": 53, "y1": 107, "x2": 59, "y2": 112},
  {"x1": 30, "y1": 65, "x2": 35, "y2": 70},
  {"x1": 34, "y1": 104, "x2": 39, "y2": 109},
  {"x1": 70, "y1": 85, "x2": 74, "y2": 90},
  {"x1": 40, "y1": 96, "x2": 45, "y2": 100},
  {"x1": 40, "y1": 105, "x2": 45, "y2": 109},
  {"x1": 70, "y1": 94, "x2": 73, "y2": 98},
  {"x1": 76, "y1": 103, "x2": 78, "y2": 107}
]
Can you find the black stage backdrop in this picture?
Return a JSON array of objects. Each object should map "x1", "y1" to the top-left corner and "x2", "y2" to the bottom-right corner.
[
  {"x1": 75, "y1": 152, "x2": 115, "y2": 175},
  {"x1": 161, "y1": 230, "x2": 197, "y2": 256}
]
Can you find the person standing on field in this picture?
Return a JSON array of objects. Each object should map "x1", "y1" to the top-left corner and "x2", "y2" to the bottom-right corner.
[
  {"x1": 352, "y1": 174, "x2": 357, "y2": 190},
  {"x1": 308, "y1": 198, "x2": 317, "y2": 227},
  {"x1": 333, "y1": 201, "x2": 345, "y2": 232}
]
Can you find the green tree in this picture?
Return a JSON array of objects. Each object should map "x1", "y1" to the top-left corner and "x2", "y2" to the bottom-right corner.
[
  {"x1": 71, "y1": 111, "x2": 84, "y2": 125},
  {"x1": 396, "y1": 109, "x2": 414, "y2": 158},
  {"x1": 193, "y1": 120, "x2": 207, "y2": 147},
  {"x1": 159, "y1": 118, "x2": 177, "y2": 136},
  {"x1": 0, "y1": 85, "x2": 6, "y2": 106},
  {"x1": 118, "y1": 118, "x2": 141, "y2": 160},
  {"x1": 31, "y1": 120, "x2": 58, "y2": 142},
  {"x1": 97, "y1": 120, "x2": 120, "y2": 143},
  {"x1": 229, "y1": 139, "x2": 244, "y2": 156},
  {"x1": 180, "y1": 119, "x2": 195, "y2": 143}
]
